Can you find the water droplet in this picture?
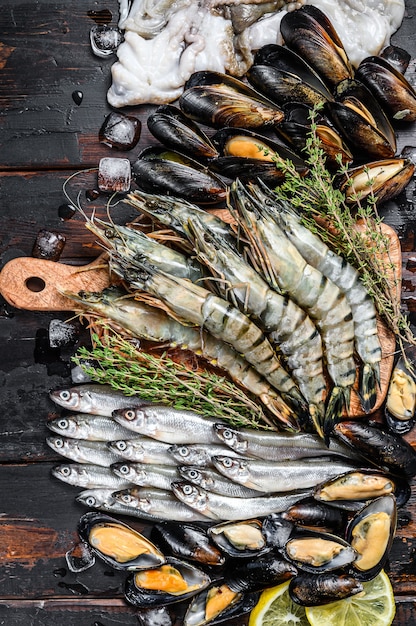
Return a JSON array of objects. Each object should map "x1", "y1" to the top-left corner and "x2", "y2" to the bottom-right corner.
[{"x1": 72, "y1": 90, "x2": 83, "y2": 106}]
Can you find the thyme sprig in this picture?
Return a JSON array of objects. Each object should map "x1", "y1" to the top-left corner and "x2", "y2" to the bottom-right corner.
[
  {"x1": 273, "y1": 112, "x2": 415, "y2": 348},
  {"x1": 73, "y1": 324, "x2": 271, "y2": 430}
]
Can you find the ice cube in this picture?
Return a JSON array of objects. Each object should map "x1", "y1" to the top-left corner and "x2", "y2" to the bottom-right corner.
[
  {"x1": 32, "y1": 229, "x2": 66, "y2": 261},
  {"x1": 98, "y1": 157, "x2": 131, "y2": 193},
  {"x1": 99, "y1": 111, "x2": 141, "y2": 150},
  {"x1": 90, "y1": 25, "x2": 123, "y2": 57},
  {"x1": 48, "y1": 319, "x2": 79, "y2": 348}
]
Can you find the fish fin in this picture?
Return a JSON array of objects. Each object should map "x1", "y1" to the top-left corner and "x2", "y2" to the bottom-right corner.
[{"x1": 358, "y1": 363, "x2": 379, "y2": 413}]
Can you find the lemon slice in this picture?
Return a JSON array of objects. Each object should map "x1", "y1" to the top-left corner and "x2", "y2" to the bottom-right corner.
[
  {"x1": 305, "y1": 570, "x2": 396, "y2": 626},
  {"x1": 248, "y1": 581, "x2": 310, "y2": 626}
]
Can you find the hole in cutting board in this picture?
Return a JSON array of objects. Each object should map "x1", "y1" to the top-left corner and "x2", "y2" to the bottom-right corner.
[{"x1": 25, "y1": 277, "x2": 46, "y2": 292}]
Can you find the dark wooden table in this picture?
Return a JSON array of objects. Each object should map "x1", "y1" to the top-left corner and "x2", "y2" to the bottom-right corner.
[{"x1": 1, "y1": 1, "x2": 416, "y2": 624}]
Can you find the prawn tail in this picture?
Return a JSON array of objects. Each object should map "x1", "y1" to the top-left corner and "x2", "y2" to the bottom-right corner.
[
  {"x1": 308, "y1": 402, "x2": 327, "y2": 440},
  {"x1": 323, "y1": 386, "x2": 351, "y2": 442},
  {"x1": 261, "y1": 394, "x2": 302, "y2": 432},
  {"x1": 358, "y1": 362, "x2": 380, "y2": 414}
]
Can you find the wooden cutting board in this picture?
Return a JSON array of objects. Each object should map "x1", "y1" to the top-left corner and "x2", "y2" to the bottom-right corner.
[{"x1": 0, "y1": 222, "x2": 401, "y2": 416}]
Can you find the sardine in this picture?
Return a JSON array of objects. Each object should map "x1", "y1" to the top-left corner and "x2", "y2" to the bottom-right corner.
[
  {"x1": 107, "y1": 438, "x2": 177, "y2": 465},
  {"x1": 168, "y1": 443, "x2": 245, "y2": 467},
  {"x1": 51, "y1": 463, "x2": 133, "y2": 490},
  {"x1": 172, "y1": 481, "x2": 313, "y2": 521},
  {"x1": 76, "y1": 488, "x2": 160, "y2": 521},
  {"x1": 50, "y1": 383, "x2": 146, "y2": 417},
  {"x1": 47, "y1": 413, "x2": 136, "y2": 441},
  {"x1": 46, "y1": 436, "x2": 122, "y2": 467},
  {"x1": 178, "y1": 465, "x2": 263, "y2": 498},
  {"x1": 111, "y1": 462, "x2": 181, "y2": 490},
  {"x1": 112, "y1": 406, "x2": 220, "y2": 444},
  {"x1": 214, "y1": 424, "x2": 361, "y2": 461},
  {"x1": 113, "y1": 486, "x2": 210, "y2": 522},
  {"x1": 213, "y1": 456, "x2": 358, "y2": 493}
]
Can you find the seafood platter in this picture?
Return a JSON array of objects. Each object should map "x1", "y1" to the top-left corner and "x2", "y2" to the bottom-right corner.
[{"x1": 1, "y1": 0, "x2": 416, "y2": 624}]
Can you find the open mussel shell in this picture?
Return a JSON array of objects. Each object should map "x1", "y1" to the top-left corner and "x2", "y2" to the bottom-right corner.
[
  {"x1": 208, "y1": 127, "x2": 308, "y2": 184},
  {"x1": 179, "y1": 71, "x2": 284, "y2": 129},
  {"x1": 336, "y1": 158, "x2": 415, "y2": 206},
  {"x1": 385, "y1": 355, "x2": 416, "y2": 434},
  {"x1": 77, "y1": 512, "x2": 165, "y2": 571},
  {"x1": 356, "y1": 56, "x2": 416, "y2": 122},
  {"x1": 276, "y1": 103, "x2": 353, "y2": 168},
  {"x1": 247, "y1": 44, "x2": 333, "y2": 108},
  {"x1": 289, "y1": 572, "x2": 363, "y2": 606},
  {"x1": 333, "y1": 420, "x2": 416, "y2": 478},
  {"x1": 262, "y1": 513, "x2": 294, "y2": 549},
  {"x1": 184, "y1": 583, "x2": 259, "y2": 626},
  {"x1": 280, "y1": 5, "x2": 354, "y2": 88},
  {"x1": 125, "y1": 557, "x2": 211, "y2": 608},
  {"x1": 151, "y1": 522, "x2": 225, "y2": 566},
  {"x1": 346, "y1": 495, "x2": 397, "y2": 581},
  {"x1": 147, "y1": 105, "x2": 219, "y2": 161},
  {"x1": 208, "y1": 519, "x2": 271, "y2": 558},
  {"x1": 132, "y1": 147, "x2": 226, "y2": 205},
  {"x1": 313, "y1": 468, "x2": 410, "y2": 511},
  {"x1": 282, "y1": 529, "x2": 357, "y2": 573}
]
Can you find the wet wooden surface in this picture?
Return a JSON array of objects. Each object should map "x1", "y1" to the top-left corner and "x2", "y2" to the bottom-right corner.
[{"x1": 1, "y1": 1, "x2": 416, "y2": 624}]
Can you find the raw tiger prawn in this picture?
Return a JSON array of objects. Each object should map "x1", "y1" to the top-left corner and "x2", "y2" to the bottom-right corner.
[
  {"x1": 250, "y1": 182, "x2": 382, "y2": 414},
  {"x1": 229, "y1": 179, "x2": 357, "y2": 435},
  {"x1": 109, "y1": 253, "x2": 308, "y2": 427}
]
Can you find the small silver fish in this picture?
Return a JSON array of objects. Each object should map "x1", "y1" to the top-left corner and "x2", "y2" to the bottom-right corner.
[
  {"x1": 111, "y1": 462, "x2": 181, "y2": 491},
  {"x1": 178, "y1": 465, "x2": 263, "y2": 498},
  {"x1": 75, "y1": 488, "x2": 159, "y2": 521},
  {"x1": 47, "y1": 413, "x2": 136, "y2": 441},
  {"x1": 51, "y1": 463, "x2": 133, "y2": 490},
  {"x1": 168, "y1": 443, "x2": 245, "y2": 467},
  {"x1": 172, "y1": 481, "x2": 313, "y2": 521},
  {"x1": 213, "y1": 424, "x2": 361, "y2": 461},
  {"x1": 107, "y1": 438, "x2": 177, "y2": 465},
  {"x1": 50, "y1": 384, "x2": 146, "y2": 416},
  {"x1": 212, "y1": 455, "x2": 358, "y2": 493},
  {"x1": 112, "y1": 406, "x2": 221, "y2": 444},
  {"x1": 46, "y1": 436, "x2": 122, "y2": 467},
  {"x1": 113, "y1": 486, "x2": 210, "y2": 522}
]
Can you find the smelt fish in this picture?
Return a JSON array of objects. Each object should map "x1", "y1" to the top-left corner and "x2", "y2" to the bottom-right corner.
[
  {"x1": 50, "y1": 383, "x2": 146, "y2": 416},
  {"x1": 214, "y1": 424, "x2": 361, "y2": 462},
  {"x1": 113, "y1": 486, "x2": 211, "y2": 522},
  {"x1": 178, "y1": 465, "x2": 263, "y2": 498},
  {"x1": 112, "y1": 406, "x2": 221, "y2": 444},
  {"x1": 46, "y1": 436, "x2": 122, "y2": 467},
  {"x1": 108, "y1": 438, "x2": 177, "y2": 465},
  {"x1": 111, "y1": 462, "x2": 181, "y2": 491},
  {"x1": 47, "y1": 413, "x2": 136, "y2": 441},
  {"x1": 76, "y1": 488, "x2": 160, "y2": 522},
  {"x1": 52, "y1": 463, "x2": 133, "y2": 490},
  {"x1": 168, "y1": 443, "x2": 245, "y2": 467},
  {"x1": 213, "y1": 456, "x2": 358, "y2": 493},
  {"x1": 172, "y1": 482, "x2": 313, "y2": 521}
]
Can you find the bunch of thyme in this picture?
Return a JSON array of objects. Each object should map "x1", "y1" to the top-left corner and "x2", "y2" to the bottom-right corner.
[
  {"x1": 273, "y1": 111, "x2": 415, "y2": 349},
  {"x1": 73, "y1": 324, "x2": 271, "y2": 430}
]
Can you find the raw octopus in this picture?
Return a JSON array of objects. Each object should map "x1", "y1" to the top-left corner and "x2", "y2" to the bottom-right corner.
[{"x1": 108, "y1": 0, "x2": 405, "y2": 106}]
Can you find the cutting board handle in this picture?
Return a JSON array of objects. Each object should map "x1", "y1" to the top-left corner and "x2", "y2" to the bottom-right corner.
[{"x1": 0, "y1": 257, "x2": 110, "y2": 311}]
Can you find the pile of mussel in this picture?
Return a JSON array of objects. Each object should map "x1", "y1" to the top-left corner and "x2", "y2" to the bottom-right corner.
[{"x1": 130, "y1": 5, "x2": 416, "y2": 207}]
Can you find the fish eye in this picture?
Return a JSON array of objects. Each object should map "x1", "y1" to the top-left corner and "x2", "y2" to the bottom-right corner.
[
  {"x1": 222, "y1": 457, "x2": 233, "y2": 468},
  {"x1": 183, "y1": 484, "x2": 194, "y2": 495},
  {"x1": 188, "y1": 470, "x2": 199, "y2": 480},
  {"x1": 119, "y1": 465, "x2": 129, "y2": 475},
  {"x1": 124, "y1": 410, "x2": 136, "y2": 421},
  {"x1": 85, "y1": 496, "x2": 96, "y2": 507},
  {"x1": 222, "y1": 429, "x2": 233, "y2": 440},
  {"x1": 121, "y1": 494, "x2": 132, "y2": 504},
  {"x1": 61, "y1": 466, "x2": 71, "y2": 476},
  {"x1": 177, "y1": 447, "x2": 189, "y2": 458},
  {"x1": 115, "y1": 440, "x2": 127, "y2": 451},
  {"x1": 55, "y1": 438, "x2": 64, "y2": 449},
  {"x1": 58, "y1": 419, "x2": 69, "y2": 430},
  {"x1": 59, "y1": 390, "x2": 71, "y2": 401}
]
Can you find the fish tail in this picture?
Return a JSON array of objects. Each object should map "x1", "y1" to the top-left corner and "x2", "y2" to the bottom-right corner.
[
  {"x1": 323, "y1": 386, "x2": 351, "y2": 441},
  {"x1": 358, "y1": 362, "x2": 379, "y2": 413}
]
